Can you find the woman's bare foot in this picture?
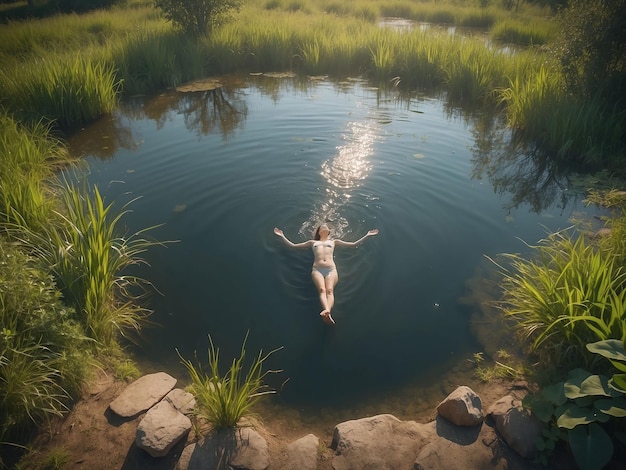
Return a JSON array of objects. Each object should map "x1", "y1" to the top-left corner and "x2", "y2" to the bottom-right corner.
[{"x1": 320, "y1": 310, "x2": 335, "y2": 325}]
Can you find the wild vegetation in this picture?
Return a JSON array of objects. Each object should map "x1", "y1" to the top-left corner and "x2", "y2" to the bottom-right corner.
[{"x1": 0, "y1": 0, "x2": 624, "y2": 467}]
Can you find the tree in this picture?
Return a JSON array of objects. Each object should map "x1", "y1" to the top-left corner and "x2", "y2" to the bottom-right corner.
[
  {"x1": 551, "y1": 0, "x2": 626, "y2": 107},
  {"x1": 154, "y1": 0, "x2": 244, "y2": 36}
]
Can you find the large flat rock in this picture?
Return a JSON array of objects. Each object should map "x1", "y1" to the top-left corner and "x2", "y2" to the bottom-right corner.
[{"x1": 109, "y1": 372, "x2": 177, "y2": 418}]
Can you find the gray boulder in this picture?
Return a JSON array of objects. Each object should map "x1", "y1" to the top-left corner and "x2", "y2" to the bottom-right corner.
[
  {"x1": 109, "y1": 372, "x2": 177, "y2": 418},
  {"x1": 280, "y1": 433, "x2": 319, "y2": 470},
  {"x1": 136, "y1": 400, "x2": 192, "y2": 457},
  {"x1": 176, "y1": 427, "x2": 269, "y2": 470},
  {"x1": 436, "y1": 385, "x2": 483, "y2": 427},
  {"x1": 331, "y1": 414, "x2": 435, "y2": 469},
  {"x1": 164, "y1": 388, "x2": 196, "y2": 415},
  {"x1": 487, "y1": 395, "x2": 542, "y2": 459}
]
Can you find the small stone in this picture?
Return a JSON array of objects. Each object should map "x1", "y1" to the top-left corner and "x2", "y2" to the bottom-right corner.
[{"x1": 436, "y1": 386, "x2": 483, "y2": 426}]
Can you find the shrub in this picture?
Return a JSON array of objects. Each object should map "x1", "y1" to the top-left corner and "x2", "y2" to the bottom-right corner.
[
  {"x1": 154, "y1": 0, "x2": 244, "y2": 36},
  {"x1": 0, "y1": 239, "x2": 88, "y2": 446}
]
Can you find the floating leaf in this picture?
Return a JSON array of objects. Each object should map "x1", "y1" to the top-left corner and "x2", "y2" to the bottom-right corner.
[
  {"x1": 173, "y1": 204, "x2": 187, "y2": 213},
  {"x1": 568, "y1": 423, "x2": 613, "y2": 470},
  {"x1": 176, "y1": 78, "x2": 222, "y2": 93},
  {"x1": 413, "y1": 153, "x2": 425, "y2": 159}
]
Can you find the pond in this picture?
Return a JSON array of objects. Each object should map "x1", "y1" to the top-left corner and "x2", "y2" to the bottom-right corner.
[{"x1": 67, "y1": 74, "x2": 589, "y2": 432}]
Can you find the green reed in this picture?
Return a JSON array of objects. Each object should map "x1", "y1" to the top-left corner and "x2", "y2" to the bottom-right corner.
[
  {"x1": 179, "y1": 334, "x2": 282, "y2": 430},
  {"x1": 498, "y1": 67, "x2": 626, "y2": 165},
  {"x1": 490, "y1": 19, "x2": 554, "y2": 46},
  {"x1": 494, "y1": 230, "x2": 626, "y2": 369},
  {"x1": 0, "y1": 113, "x2": 70, "y2": 232},
  {"x1": 1, "y1": 55, "x2": 120, "y2": 128},
  {"x1": 22, "y1": 182, "x2": 158, "y2": 348},
  {"x1": 111, "y1": 30, "x2": 206, "y2": 95}
]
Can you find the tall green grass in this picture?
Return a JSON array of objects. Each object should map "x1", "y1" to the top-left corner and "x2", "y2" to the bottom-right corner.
[
  {"x1": 498, "y1": 66, "x2": 626, "y2": 166},
  {"x1": 494, "y1": 230, "x2": 626, "y2": 369},
  {"x1": 179, "y1": 334, "x2": 281, "y2": 430},
  {"x1": 490, "y1": 19, "x2": 555, "y2": 46},
  {"x1": 20, "y1": 183, "x2": 159, "y2": 348},
  {"x1": 0, "y1": 239, "x2": 89, "y2": 446},
  {"x1": 0, "y1": 113, "x2": 70, "y2": 231},
  {"x1": 1, "y1": 55, "x2": 120, "y2": 128}
]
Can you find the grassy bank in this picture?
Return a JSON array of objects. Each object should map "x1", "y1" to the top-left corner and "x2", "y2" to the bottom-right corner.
[{"x1": 0, "y1": 0, "x2": 621, "y2": 165}]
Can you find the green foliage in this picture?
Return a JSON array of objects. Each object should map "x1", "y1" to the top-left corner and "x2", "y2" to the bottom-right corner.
[
  {"x1": 490, "y1": 18, "x2": 554, "y2": 46},
  {"x1": 0, "y1": 113, "x2": 70, "y2": 232},
  {"x1": 154, "y1": 0, "x2": 244, "y2": 36},
  {"x1": 551, "y1": 0, "x2": 626, "y2": 107},
  {"x1": 524, "y1": 340, "x2": 626, "y2": 470},
  {"x1": 0, "y1": 239, "x2": 89, "y2": 445},
  {"x1": 494, "y1": 229, "x2": 626, "y2": 369},
  {"x1": 0, "y1": 55, "x2": 120, "y2": 129},
  {"x1": 179, "y1": 334, "x2": 282, "y2": 430}
]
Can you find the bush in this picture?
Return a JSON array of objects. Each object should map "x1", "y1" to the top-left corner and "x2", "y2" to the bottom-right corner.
[
  {"x1": 0, "y1": 239, "x2": 89, "y2": 448},
  {"x1": 154, "y1": 0, "x2": 244, "y2": 36}
]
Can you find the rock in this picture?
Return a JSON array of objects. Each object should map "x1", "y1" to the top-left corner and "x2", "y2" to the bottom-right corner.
[
  {"x1": 176, "y1": 427, "x2": 269, "y2": 470},
  {"x1": 414, "y1": 418, "x2": 531, "y2": 470},
  {"x1": 164, "y1": 388, "x2": 196, "y2": 415},
  {"x1": 331, "y1": 414, "x2": 435, "y2": 470},
  {"x1": 436, "y1": 385, "x2": 483, "y2": 427},
  {"x1": 136, "y1": 400, "x2": 192, "y2": 457},
  {"x1": 109, "y1": 372, "x2": 177, "y2": 418},
  {"x1": 280, "y1": 434, "x2": 319, "y2": 470},
  {"x1": 487, "y1": 395, "x2": 542, "y2": 459}
]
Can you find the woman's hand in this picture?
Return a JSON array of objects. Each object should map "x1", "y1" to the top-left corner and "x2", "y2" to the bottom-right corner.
[
  {"x1": 274, "y1": 227, "x2": 284, "y2": 237},
  {"x1": 367, "y1": 229, "x2": 379, "y2": 236}
]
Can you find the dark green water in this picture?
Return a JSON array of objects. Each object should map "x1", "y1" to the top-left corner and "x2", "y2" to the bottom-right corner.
[{"x1": 67, "y1": 74, "x2": 588, "y2": 426}]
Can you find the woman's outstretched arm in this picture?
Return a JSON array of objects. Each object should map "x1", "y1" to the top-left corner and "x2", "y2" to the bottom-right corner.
[
  {"x1": 334, "y1": 229, "x2": 379, "y2": 247},
  {"x1": 274, "y1": 227, "x2": 314, "y2": 248}
]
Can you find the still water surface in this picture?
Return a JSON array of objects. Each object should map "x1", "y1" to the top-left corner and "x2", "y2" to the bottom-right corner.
[{"x1": 68, "y1": 75, "x2": 587, "y2": 426}]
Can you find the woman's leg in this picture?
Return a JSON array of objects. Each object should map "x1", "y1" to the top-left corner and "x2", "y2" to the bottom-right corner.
[
  {"x1": 311, "y1": 269, "x2": 330, "y2": 315},
  {"x1": 325, "y1": 271, "x2": 338, "y2": 315}
]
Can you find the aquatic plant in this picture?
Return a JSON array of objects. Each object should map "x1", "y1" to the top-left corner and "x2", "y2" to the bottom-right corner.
[
  {"x1": 0, "y1": 113, "x2": 70, "y2": 232},
  {"x1": 0, "y1": 55, "x2": 120, "y2": 128},
  {"x1": 179, "y1": 334, "x2": 282, "y2": 430},
  {"x1": 493, "y1": 229, "x2": 626, "y2": 369},
  {"x1": 20, "y1": 182, "x2": 159, "y2": 348},
  {"x1": 490, "y1": 19, "x2": 554, "y2": 46}
]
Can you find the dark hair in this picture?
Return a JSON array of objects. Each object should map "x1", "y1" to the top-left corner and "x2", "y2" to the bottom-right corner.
[{"x1": 314, "y1": 224, "x2": 330, "y2": 241}]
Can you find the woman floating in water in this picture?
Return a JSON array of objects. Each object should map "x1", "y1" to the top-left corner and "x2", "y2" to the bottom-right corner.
[{"x1": 273, "y1": 224, "x2": 379, "y2": 325}]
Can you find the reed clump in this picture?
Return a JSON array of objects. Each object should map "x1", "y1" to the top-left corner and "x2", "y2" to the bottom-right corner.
[
  {"x1": 179, "y1": 334, "x2": 282, "y2": 430},
  {"x1": 1, "y1": 55, "x2": 120, "y2": 128},
  {"x1": 494, "y1": 229, "x2": 626, "y2": 370}
]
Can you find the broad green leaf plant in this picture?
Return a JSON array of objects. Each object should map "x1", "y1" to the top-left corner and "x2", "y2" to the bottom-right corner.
[{"x1": 524, "y1": 338, "x2": 626, "y2": 470}]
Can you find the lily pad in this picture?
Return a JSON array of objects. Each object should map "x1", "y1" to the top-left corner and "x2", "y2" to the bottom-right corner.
[{"x1": 176, "y1": 78, "x2": 222, "y2": 93}]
